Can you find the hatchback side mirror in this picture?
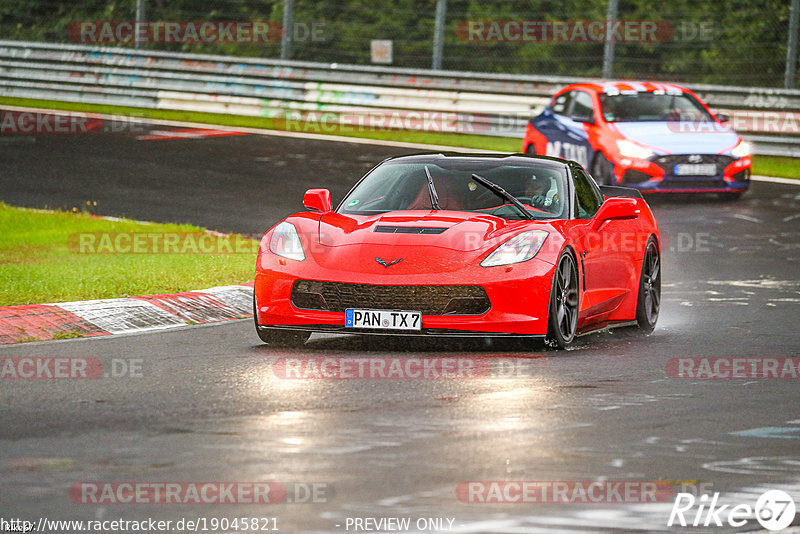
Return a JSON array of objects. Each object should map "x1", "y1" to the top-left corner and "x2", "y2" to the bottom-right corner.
[
  {"x1": 303, "y1": 189, "x2": 333, "y2": 213},
  {"x1": 571, "y1": 114, "x2": 595, "y2": 125}
]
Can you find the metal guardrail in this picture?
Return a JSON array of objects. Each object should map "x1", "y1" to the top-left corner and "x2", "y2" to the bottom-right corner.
[{"x1": 1, "y1": 40, "x2": 799, "y2": 156}]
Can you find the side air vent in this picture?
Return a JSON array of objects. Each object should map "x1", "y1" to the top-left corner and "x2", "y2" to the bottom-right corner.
[{"x1": 374, "y1": 226, "x2": 447, "y2": 234}]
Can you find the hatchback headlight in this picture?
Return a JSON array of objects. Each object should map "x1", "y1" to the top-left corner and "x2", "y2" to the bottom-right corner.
[
  {"x1": 617, "y1": 139, "x2": 654, "y2": 160},
  {"x1": 731, "y1": 140, "x2": 750, "y2": 158}
]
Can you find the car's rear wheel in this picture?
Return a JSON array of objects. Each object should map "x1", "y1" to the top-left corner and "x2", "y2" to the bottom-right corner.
[
  {"x1": 253, "y1": 295, "x2": 310, "y2": 347},
  {"x1": 546, "y1": 251, "x2": 579, "y2": 349},
  {"x1": 591, "y1": 152, "x2": 614, "y2": 185},
  {"x1": 525, "y1": 144, "x2": 537, "y2": 155},
  {"x1": 635, "y1": 237, "x2": 661, "y2": 333}
]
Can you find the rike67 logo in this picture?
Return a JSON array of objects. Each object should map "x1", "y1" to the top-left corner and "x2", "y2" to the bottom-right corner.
[{"x1": 668, "y1": 490, "x2": 796, "y2": 530}]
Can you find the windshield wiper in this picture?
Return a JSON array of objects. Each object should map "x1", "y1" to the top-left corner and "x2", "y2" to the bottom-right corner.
[
  {"x1": 424, "y1": 166, "x2": 441, "y2": 210},
  {"x1": 470, "y1": 173, "x2": 533, "y2": 220}
]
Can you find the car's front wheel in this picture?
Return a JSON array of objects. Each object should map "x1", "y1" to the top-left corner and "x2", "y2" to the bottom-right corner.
[
  {"x1": 253, "y1": 296, "x2": 310, "y2": 347},
  {"x1": 635, "y1": 237, "x2": 661, "y2": 333},
  {"x1": 546, "y1": 251, "x2": 579, "y2": 349}
]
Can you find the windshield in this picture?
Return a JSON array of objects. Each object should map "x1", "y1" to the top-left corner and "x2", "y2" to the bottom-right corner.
[
  {"x1": 339, "y1": 159, "x2": 568, "y2": 220},
  {"x1": 599, "y1": 92, "x2": 712, "y2": 122}
]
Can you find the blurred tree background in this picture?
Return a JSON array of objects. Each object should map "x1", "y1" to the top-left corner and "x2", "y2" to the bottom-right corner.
[{"x1": 0, "y1": 0, "x2": 795, "y2": 87}]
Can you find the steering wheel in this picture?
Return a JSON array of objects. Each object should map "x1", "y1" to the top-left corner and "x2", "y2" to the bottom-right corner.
[{"x1": 516, "y1": 195, "x2": 552, "y2": 211}]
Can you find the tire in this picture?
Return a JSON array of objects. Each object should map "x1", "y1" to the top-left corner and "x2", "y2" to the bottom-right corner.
[
  {"x1": 546, "y1": 251, "x2": 580, "y2": 349},
  {"x1": 253, "y1": 295, "x2": 310, "y2": 347},
  {"x1": 591, "y1": 152, "x2": 614, "y2": 186},
  {"x1": 635, "y1": 237, "x2": 661, "y2": 334},
  {"x1": 525, "y1": 144, "x2": 537, "y2": 155}
]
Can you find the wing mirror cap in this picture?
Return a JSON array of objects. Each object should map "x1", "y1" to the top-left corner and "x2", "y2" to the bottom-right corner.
[
  {"x1": 594, "y1": 197, "x2": 640, "y2": 224},
  {"x1": 303, "y1": 189, "x2": 333, "y2": 213}
]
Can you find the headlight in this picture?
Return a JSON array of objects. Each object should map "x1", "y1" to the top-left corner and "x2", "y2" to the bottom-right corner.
[
  {"x1": 617, "y1": 139, "x2": 654, "y2": 160},
  {"x1": 731, "y1": 140, "x2": 750, "y2": 158},
  {"x1": 481, "y1": 230, "x2": 548, "y2": 267},
  {"x1": 269, "y1": 222, "x2": 305, "y2": 261}
]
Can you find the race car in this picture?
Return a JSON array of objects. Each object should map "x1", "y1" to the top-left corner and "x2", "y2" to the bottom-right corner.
[
  {"x1": 522, "y1": 81, "x2": 751, "y2": 198},
  {"x1": 254, "y1": 153, "x2": 660, "y2": 349}
]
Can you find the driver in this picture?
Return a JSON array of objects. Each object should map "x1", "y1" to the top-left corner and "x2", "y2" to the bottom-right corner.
[{"x1": 525, "y1": 174, "x2": 557, "y2": 212}]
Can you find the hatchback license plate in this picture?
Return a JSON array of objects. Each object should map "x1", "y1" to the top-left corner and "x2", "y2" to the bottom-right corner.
[
  {"x1": 345, "y1": 309, "x2": 422, "y2": 330},
  {"x1": 674, "y1": 163, "x2": 717, "y2": 176}
]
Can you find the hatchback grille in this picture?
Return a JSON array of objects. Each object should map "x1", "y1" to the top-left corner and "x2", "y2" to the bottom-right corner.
[
  {"x1": 291, "y1": 280, "x2": 490, "y2": 315},
  {"x1": 653, "y1": 154, "x2": 734, "y2": 175},
  {"x1": 660, "y1": 180, "x2": 727, "y2": 189}
]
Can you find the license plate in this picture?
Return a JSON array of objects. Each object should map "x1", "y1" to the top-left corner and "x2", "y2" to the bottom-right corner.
[
  {"x1": 673, "y1": 163, "x2": 717, "y2": 176},
  {"x1": 345, "y1": 309, "x2": 422, "y2": 331}
]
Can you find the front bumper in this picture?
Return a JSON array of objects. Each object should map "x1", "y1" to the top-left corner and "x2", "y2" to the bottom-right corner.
[
  {"x1": 609, "y1": 153, "x2": 751, "y2": 193},
  {"x1": 254, "y1": 258, "x2": 557, "y2": 336}
]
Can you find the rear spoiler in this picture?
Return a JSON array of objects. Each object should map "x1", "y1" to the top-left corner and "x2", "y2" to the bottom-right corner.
[{"x1": 599, "y1": 185, "x2": 643, "y2": 199}]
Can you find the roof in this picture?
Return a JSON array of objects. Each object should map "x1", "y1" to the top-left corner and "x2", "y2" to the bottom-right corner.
[
  {"x1": 383, "y1": 152, "x2": 574, "y2": 169},
  {"x1": 561, "y1": 81, "x2": 690, "y2": 95}
]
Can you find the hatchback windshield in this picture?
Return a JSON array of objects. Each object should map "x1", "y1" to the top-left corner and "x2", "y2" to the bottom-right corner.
[
  {"x1": 599, "y1": 92, "x2": 712, "y2": 122},
  {"x1": 339, "y1": 159, "x2": 568, "y2": 220}
]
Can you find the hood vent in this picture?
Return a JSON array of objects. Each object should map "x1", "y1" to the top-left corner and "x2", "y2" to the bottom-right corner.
[{"x1": 374, "y1": 226, "x2": 447, "y2": 235}]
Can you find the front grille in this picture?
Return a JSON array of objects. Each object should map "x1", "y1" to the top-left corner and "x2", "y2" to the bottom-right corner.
[
  {"x1": 660, "y1": 180, "x2": 727, "y2": 189},
  {"x1": 291, "y1": 280, "x2": 490, "y2": 315},
  {"x1": 653, "y1": 154, "x2": 734, "y2": 176}
]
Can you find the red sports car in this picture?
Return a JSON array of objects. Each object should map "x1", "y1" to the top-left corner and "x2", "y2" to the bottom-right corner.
[
  {"x1": 254, "y1": 153, "x2": 660, "y2": 349},
  {"x1": 522, "y1": 81, "x2": 751, "y2": 198}
]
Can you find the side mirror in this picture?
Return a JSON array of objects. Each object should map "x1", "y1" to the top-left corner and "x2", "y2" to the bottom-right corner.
[
  {"x1": 593, "y1": 197, "x2": 639, "y2": 228},
  {"x1": 715, "y1": 113, "x2": 730, "y2": 123},
  {"x1": 303, "y1": 188, "x2": 333, "y2": 213}
]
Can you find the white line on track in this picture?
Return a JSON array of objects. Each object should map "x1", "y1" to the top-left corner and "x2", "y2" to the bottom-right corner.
[
  {"x1": 2, "y1": 104, "x2": 798, "y2": 184},
  {"x1": 751, "y1": 174, "x2": 800, "y2": 186}
]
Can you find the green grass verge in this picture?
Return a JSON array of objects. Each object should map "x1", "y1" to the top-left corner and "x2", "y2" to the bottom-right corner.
[
  {"x1": 3, "y1": 95, "x2": 797, "y2": 178},
  {"x1": 750, "y1": 155, "x2": 800, "y2": 179},
  {"x1": 0, "y1": 96, "x2": 519, "y2": 152},
  {"x1": 0, "y1": 203, "x2": 257, "y2": 306}
]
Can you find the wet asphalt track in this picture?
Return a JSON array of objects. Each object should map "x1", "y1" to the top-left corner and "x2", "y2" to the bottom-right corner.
[{"x1": 1, "y1": 124, "x2": 800, "y2": 532}]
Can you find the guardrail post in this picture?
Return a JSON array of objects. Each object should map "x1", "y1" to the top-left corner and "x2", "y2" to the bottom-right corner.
[
  {"x1": 281, "y1": 0, "x2": 294, "y2": 60},
  {"x1": 602, "y1": 0, "x2": 618, "y2": 79},
  {"x1": 432, "y1": 0, "x2": 447, "y2": 70},
  {"x1": 135, "y1": 0, "x2": 145, "y2": 50},
  {"x1": 786, "y1": 0, "x2": 799, "y2": 88}
]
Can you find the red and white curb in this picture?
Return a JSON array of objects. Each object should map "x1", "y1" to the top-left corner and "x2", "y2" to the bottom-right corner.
[{"x1": 0, "y1": 282, "x2": 254, "y2": 344}]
